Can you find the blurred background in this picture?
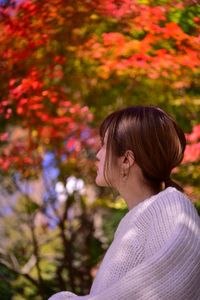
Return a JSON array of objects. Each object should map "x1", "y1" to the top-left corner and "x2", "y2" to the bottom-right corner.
[{"x1": 0, "y1": 0, "x2": 199, "y2": 299}]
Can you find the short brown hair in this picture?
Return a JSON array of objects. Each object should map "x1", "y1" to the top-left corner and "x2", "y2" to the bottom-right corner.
[{"x1": 99, "y1": 105, "x2": 186, "y2": 192}]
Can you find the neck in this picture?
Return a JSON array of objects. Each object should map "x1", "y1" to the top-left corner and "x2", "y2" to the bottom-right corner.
[
  {"x1": 121, "y1": 187, "x2": 157, "y2": 210},
  {"x1": 117, "y1": 173, "x2": 161, "y2": 210},
  {"x1": 114, "y1": 163, "x2": 162, "y2": 210}
]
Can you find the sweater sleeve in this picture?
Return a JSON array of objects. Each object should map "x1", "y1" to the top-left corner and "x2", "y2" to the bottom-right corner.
[{"x1": 48, "y1": 195, "x2": 200, "y2": 300}]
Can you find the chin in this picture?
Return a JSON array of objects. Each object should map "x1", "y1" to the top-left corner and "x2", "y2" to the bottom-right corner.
[{"x1": 95, "y1": 174, "x2": 107, "y2": 187}]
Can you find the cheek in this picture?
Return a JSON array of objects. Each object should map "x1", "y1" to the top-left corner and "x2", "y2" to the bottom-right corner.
[
  {"x1": 106, "y1": 160, "x2": 120, "y2": 183},
  {"x1": 110, "y1": 165, "x2": 120, "y2": 183}
]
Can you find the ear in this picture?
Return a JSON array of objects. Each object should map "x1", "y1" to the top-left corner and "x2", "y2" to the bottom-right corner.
[{"x1": 121, "y1": 150, "x2": 135, "y2": 170}]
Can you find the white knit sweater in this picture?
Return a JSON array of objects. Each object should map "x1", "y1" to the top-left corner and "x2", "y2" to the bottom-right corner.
[{"x1": 49, "y1": 187, "x2": 200, "y2": 300}]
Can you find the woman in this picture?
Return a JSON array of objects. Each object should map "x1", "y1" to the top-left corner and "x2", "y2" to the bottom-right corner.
[{"x1": 49, "y1": 106, "x2": 200, "y2": 300}]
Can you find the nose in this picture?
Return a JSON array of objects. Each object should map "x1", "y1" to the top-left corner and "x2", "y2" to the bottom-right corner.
[{"x1": 96, "y1": 148, "x2": 101, "y2": 160}]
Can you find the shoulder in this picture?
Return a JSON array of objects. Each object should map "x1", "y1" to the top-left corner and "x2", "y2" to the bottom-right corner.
[
  {"x1": 114, "y1": 187, "x2": 199, "y2": 242},
  {"x1": 146, "y1": 187, "x2": 200, "y2": 237},
  {"x1": 149, "y1": 187, "x2": 199, "y2": 224},
  {"x1": 127, "y1": 187, "x2": 199, "y2": 231},
  {"x1": 144, "y1": 187, "x2": 200, "y2": 257}
]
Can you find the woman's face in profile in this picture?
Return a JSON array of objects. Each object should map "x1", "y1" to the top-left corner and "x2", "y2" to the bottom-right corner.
[
  {"x1": 95, "y1": 132, "x2": 108, "y2": 187},
  {"x1": 95, "y1": 131, "x2": 120, "y2": 187}
]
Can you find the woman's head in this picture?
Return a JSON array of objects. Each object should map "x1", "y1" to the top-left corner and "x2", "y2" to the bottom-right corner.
[{"x1": 96, "y1": 105, "x2": 186, "y2": 192}]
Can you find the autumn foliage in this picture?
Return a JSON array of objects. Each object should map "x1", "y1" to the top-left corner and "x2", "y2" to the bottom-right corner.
[
  {"x1": 80, "y1": 1, "x2": 200, "y2": 87},
  {"x1": 0, "y1": 0, "x2": 199, "y2": 175},
  {"x1": 184, "y1": 124, "x2": 200, "y2": 163},
  {"x1": 0, "y1": 1, "x2": 199, "y2": 299},
  {"x1": 0, "y1": 0, "x2": 97, "y2": 177}
]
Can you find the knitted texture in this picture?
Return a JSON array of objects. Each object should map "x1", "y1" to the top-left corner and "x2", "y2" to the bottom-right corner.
[{"x1": 48, "y1": 187, "x2": 200, "y2": 300}]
